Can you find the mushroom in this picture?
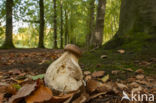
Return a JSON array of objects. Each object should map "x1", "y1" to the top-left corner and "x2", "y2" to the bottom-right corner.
[{"x1": 44, "y1": 44, "x2": 83, "y2": 93}]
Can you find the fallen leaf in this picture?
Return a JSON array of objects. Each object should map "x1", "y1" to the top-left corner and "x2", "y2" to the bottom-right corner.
[
  {"x1": 111, "y1": 70, "x2": 120, "y2": 75},
  {"x1": 83, "y1": 71, "x2": 91, "y2": 75},
  {"x1": 127, "y1": 77, "x2": 136, "y2": 83},
  {"x1": 100, "y1": 55, "x2": 107, "y2": 59},
  {"x1": 51, "y1": 93, "x2": 74, "y2": 103},
  {"x1": 8, "y1": 69, "x2": 21, "y2": 75},
  {"x1": 86, "y1": 79, "x2": 102, "y2": 93},
  {"x1": 125, "y1": 68, "x2": 133, "y2": 72},
  {"x1": 25, "y1": 85, "x2": 52, "y2": 103},
  {"x1": 0, "y1": 93, "x2": 4, "y2": 103},
  {"x1": 117, "y1": 49, "x2": 125, "y2": 54},
  {"x1": 136, "y1": 74, "x2": 144, "y2": 80},
  {"x1": 101, "y1": 74, "x2": 109, "y2": 82},
  {"x1": 88, "y1": 92, "x2": 107, "y2": 101},
  {"x1": 92, "y1": 71, "x2": 105, "y2": 78},
  {"x1": 97, "y1": 82, "x2": 119, "y2": 94},
  {"x1": 9, "y1": 83, "x2": 37, "y2": 103},
  {"x1": 84, "y1": 75, "x2": 92, "y2": 81},
  {"x1": 129, "y1": 82, "x2": 139, "y2": 88},
  {"x1": 31, "y1": 74, "x2": 45, "y2": 80},
  {"x1": 135, "y1": 69, "x2": 144, "y2": 74},
  {"x1": 131, "y1": 86, "x2": 143, "y2": 93},
  {"x1": 72, "y1": 89, "x2": 89, "y2": 103},
  {"x1": 116, "y1": 82, "x2": 128, "y2": 90}
]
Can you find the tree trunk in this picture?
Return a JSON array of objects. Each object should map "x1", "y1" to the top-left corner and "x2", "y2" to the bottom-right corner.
[
  {"x1": 64, "y1": 9, "x2": 68, "y2": 45},
  {"x1": 38, "y1": 0, "x2": 45, "y2": 48},
  {"x1": 60, "y1": 1, "x2": 63, "y2": 48},
  {"x1": 86, "y1": 0, "x2": 95, "y2": 48},
  {"x1": 2, "y1": 0, "x2": 14, "y2": 48},
  {"x1": 90, "y1": 0, "x2": 106, "y2": 48},
  {"x1": 53, "y1": 0, "x2": 58, "y2": 48},
  {"x1": 105, "y1": 0, "x2": 156, "y2": 48}
]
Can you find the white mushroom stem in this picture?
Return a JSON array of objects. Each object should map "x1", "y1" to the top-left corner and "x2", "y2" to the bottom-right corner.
[{"x1": 44, "y1": 51, "x2": 83, "y2": 93}]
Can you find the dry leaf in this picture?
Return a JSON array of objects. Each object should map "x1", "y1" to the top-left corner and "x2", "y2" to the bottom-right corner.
[
  {"x1": 86, "y1": 79, "x2": 102, "y2": 93},
  {"x1": 84, "y1": 75, "x2": 92, "y2": 81},
  {"x1": 101, "y1": 74, "x2": 109, "y2": 82},
  {"x1": 116, "y1": 82, "x2": 128, "y2": 90},
  {"x1": 117, "y1": 49, "x2": 125, "y2": 54},
  {"x1": 111, "y1": 70, "x2": 120, "y2": 75},
  {"x1": 9, "y1": 83, "x2": 37, "y2": 103},
  {"x1": 131, "y1": 86, "x2": 143, "y2": 93},
  {"x1": 136, "y1": 74, "x2": 144, "y2": 80},
  {"x1": 129, "y1": 82, "x2": 139, "y2": 88},
  {"x1": 100, "y1": 55, "x2": 107, "y2": 59},
  {"x1": 92, "y1": 71, "x2": 105, "y2": 78},
  {"x1": 83, "y1": 71, "x2": 91, "y2": 76},
  {"x1": 8, "y1": 69, "x2": 21, "y2": 75},
  {"x1": 125, "y1": 68, "x2": 133, "y2": 72},
  {"x1": 51, "y1": 93, "x2": 74, "y2": 103},
  {"x1": 72, "y1": 89, "x2": 89, "y2": 103},
  {"x1": 0, "y1": 93, "x2": 4, "y2": 103},
  {"x1": 135, "y1": 69, "x2": 144, "y2": 74},
  {"x1": 25, "y1": 85, "x2": 52, "y2": 103}
]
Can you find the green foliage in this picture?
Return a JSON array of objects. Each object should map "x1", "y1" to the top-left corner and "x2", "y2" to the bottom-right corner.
[
  {"x1": 0, "y1": 0, "x2": 121, "y2": 48},
  {"x1": 104, "y1": 0, "x2": 121, "y2": 43}
]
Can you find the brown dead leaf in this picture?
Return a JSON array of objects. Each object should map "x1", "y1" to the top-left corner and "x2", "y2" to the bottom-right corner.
[
  {"x1": 125, "y1": 68, "x2": 133, "y2": 72},
  {"x1": 0, "y1": 93, "x2": 4, "y2": 103},
  {"x1": 111, "y1": 70, "x2": 120, "y2": 75},
  {"x1": 135, "y1": 69, "x2": 144, "y2": 74},
  {"x1": 116, "y1": 82, "x2": 128, "y2": 90},
  {"x1": 97, "y1": 82, "x2": 119, "y2": 94},
  {"x1": 9, "y1": 83, "x2": 37, "y2": 103},
  {"x1": 8, "y1": 69, "x2": 21, "y2": 75},
  {"x1": 51, "y1": 93, "x2": 74, "y2": 103},
  {"x1": 92, "y1": 71, "x2": 105, "y2": 78},
  {"x1": 84, "y1": 75, "x2": 92, "y2": 81},
  {"x1": 72, "y1": 89, "x2": 89, "y2": 103},
  {"x1": 131, "y1": 86, "x2": 143, "y2": 93},
  {"x1": 129, "y1": 82, "x2": 139, "y2": 88},
  {"x1": 127, "y1": 77, "x2": 136, "y2": 83},
  {"x1": 136, "y1": 74, "x2": 144, "y2": 80},
  {"x1": 100, "y1": 55, "x2": 107, "y2": 59},
  {"x1": 117, "y1": 49, "x2": 125, "y2": 54},
  {"x1": 25, "y1": 85, "x2": 52, "y2": 103},
  {"x1": 83, "y1": 71, "x2": 91, "y2": 76},
  {"x1": 86, "y1": 79, "x2": 102, "y2": 93},
  {"x1": 136, "y1": 80, "x2": 151, "y2": 87}
]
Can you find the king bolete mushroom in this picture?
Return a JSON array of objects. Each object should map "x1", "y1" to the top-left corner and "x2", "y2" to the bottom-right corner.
[{"x1": 44, "y1": 44, "x2": 83, "y2": 93}]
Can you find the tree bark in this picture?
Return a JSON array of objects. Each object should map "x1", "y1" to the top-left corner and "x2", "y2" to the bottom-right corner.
[
  {"x1": 90, "y1": 0, "x2": 106, "y2": 48},
  {"x1": 53, "y1": 0, "x2": 58, "y2": 48},
  {"x1": 60, "y1": 1, "x2": 63, "y2": 48},
  {"x1": 38, "y1": 0, "x2": 45, "y2": 48},
  {"x1": 2, "y1": 0, "x2": 14, "y2": 48},
  {"x1": 64, "y1": 9, "x2": 68, "y2": 45},
  {"x1": 105, "y1": 0, "x2": 156, "y2": 48},
  {"x1": 86, "y1": 0, "x2": 95, "y2": 48}
]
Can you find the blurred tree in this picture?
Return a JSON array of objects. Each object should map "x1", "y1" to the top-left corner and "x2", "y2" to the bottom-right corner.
[
  {"x1": 60, "y1": 0, "x2": 63, "y2": 48},
  {"x1": 38, "y1": 0, "x2": 45, "y2": 48},
  {"x1": 90, "y1": 0, "x2": 106, "y2": 48},
  {"x1": 53, "y1": 0, "x2": 58, "y2": 48},
  {"x1": 2, "y1": 0, "x2": 15, "y2": 48},
  {"x1": 86, "y1": 0, "x2": 95, "y2": 48}
]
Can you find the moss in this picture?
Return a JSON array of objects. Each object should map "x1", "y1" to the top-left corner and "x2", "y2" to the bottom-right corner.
[{"x1": 80, "y1": 45, "x2": 156, "y2": 80}]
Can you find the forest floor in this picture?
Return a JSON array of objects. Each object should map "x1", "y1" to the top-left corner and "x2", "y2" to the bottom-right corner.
[{"x1": 0, "y1": 48, "x2": 156, "y2": 103}]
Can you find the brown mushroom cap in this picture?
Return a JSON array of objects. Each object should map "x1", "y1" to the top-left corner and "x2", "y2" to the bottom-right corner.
[{"x1": 64, "y1": 44, "x2": 82, "y2": 56}]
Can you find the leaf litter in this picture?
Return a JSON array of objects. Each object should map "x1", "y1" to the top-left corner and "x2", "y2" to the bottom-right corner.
[{"x1": 0, "y1": 50, "x2": 156, "y2": 103}]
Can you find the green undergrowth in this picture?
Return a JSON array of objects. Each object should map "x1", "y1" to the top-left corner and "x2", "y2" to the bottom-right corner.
[{"x1": 80, "y1": 37, "x2": 156, "y2": 80}]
